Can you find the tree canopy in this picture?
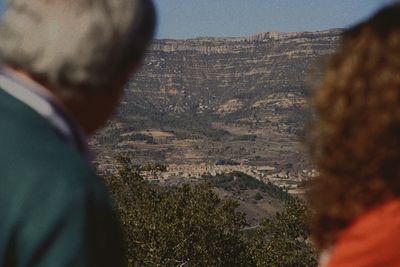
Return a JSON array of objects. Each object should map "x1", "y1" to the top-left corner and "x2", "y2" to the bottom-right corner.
[{"x1": 102, "y1": 157, "x2": 317, "y2": 266}]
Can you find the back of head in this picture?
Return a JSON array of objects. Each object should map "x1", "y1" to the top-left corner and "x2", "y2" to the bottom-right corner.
[
  {"x1": 0, "y1": 0, "x2": 156, "y2": 95},
  {"x1": 307, "y1": 3, "x2": 400, "y2": 249}
]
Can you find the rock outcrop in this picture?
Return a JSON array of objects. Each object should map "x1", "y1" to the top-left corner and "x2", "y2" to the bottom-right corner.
[
  {"x1": 94, "y1": 29, "x2": 341, "y2": 169},
  {"x1": 125, "y1": 29, "x2": 341, "y2": 118}
]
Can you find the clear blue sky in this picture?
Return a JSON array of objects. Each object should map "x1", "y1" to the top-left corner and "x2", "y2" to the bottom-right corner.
[
  {"x1": 0, "y1": 0, "x2": 395, "y2": 39},
  {"x1": 154, "y1": 0, "x2": 394, "y2": 39}
]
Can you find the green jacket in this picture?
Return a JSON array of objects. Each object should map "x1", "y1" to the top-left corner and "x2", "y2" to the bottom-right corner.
[{"x1": 0, "y1": 89, "x2": 125, "y2": 266}]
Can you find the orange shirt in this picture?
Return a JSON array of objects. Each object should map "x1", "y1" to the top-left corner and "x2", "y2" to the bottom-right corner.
[{"x1": 325, "y1": 199, "x2": 400, "y2": 267}]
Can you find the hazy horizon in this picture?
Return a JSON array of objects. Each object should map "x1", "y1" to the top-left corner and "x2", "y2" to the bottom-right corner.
[
  {"x1": 0, "y1": 0, "x2": 395, "y2": 39},
  {"x1": 154, "y1": 0, "x2": 394, "y2": 39},
  {"x1": 153, "y1": 27, "x2": 342, "y2": 40}
]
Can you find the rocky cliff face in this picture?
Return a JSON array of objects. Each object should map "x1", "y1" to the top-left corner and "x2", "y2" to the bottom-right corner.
[
  {"x1": 94, "y1": 29, "x2": 341, "y2": 169},
  {"x1": 125, "y1": 29, "x2": 340, "y2": 116}
]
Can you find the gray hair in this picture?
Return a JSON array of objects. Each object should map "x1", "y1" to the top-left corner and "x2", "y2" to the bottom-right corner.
[{"x1": 0, "y1": 0, "x2": 156, "y2": 94}]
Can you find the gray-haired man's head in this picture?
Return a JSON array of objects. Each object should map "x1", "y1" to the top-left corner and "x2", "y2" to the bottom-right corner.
[{"x1": 0, "y1": 0, "x2": 156, "y2": 95}]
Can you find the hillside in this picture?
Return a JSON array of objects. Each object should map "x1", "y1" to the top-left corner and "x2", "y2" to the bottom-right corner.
[{"x1": 92, "y1": 29, "x2": 341, "y2": 173}]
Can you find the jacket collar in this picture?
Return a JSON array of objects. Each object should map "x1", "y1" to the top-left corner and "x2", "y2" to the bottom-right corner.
[{"x1": 0, "y1": 68, "x2": 90, "y2": 160}]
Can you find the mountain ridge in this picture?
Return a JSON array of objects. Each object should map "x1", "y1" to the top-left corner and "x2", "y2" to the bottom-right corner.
[
  {"x1": 154, "y1": 28, "x2": 343, "y2": 42},
  {"x1": 93, "y1": 28, "x2": 342, "y2": 171}
]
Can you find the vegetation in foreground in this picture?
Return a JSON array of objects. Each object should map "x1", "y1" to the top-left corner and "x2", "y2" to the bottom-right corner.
[{"x1": 102, "y1": 157, "x2": 317, "y2": 267}]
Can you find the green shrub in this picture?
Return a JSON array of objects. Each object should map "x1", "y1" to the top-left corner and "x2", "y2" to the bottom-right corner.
[{"x1": 102, "y1": 157, "x2": 317, "y2": 267}]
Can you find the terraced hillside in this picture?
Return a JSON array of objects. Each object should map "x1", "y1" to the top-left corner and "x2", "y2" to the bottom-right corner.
[{"x1": 92, "y1": 29, "x2": 341, "y2": 171}]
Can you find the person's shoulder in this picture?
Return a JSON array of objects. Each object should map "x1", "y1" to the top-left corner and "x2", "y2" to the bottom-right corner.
[
  {"x1": 39, "y1": 145, "x2": 98, "y2": 189},
  {"x1": 0, "y1": 115, "x2": 102, "y2": 201},
  {"x1": 327, "y1": 199, "x2": 400, "y2": 267},
  {"x1": 29, "y1": 143, "x2": 104, "y2": 202},
  {"x1": 341, "y1": 199, "x2": 400, "y2": 240},
  {"x1": 6, "y1": 133, "x2": 95, "y2": 185},
  {"x1": 353, "y1": 199, "x2": 400, "y2": 229},
  {"x1": 0, "y1": 105, "x2": 93, "y2": 185}
]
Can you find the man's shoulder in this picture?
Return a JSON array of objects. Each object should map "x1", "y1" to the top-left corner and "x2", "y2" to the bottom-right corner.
[
  {"x1": 0, "y1": 122, "x2": 93, "y2": 182},
  {"x1": 0, "y1": 137, "x2": 101, "y2": 210},
  {"x1": 0, "y1": 111, "x2": 100, "y2": 206},
  {"x1": 0, "y1": 85, "x2": 111, "y2": 214},
  {"x1": 0, "y1": 88, "x2": 92, "y2": 181}
]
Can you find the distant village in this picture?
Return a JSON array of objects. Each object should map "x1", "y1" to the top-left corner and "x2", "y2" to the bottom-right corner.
[{"x1": 139, "y1": 163, "x2": 317, "y2": 193}]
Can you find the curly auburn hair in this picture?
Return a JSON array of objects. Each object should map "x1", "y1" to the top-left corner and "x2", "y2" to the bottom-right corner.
[{"x1": 307, "y1": 4, "x2": 400, "y2": 249}]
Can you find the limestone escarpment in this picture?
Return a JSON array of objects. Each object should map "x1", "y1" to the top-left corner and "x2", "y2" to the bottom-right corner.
[
  {"x1": 125, "y1": 29, "x2": 340, "y2": 118},
  {"x1": 94, "y1": 29, "x2": 341, "y2": 169}
]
